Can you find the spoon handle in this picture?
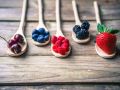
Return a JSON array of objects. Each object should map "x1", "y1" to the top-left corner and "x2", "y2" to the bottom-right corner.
[
  {"x1": 38, "y1": 0, "x2": 44, "y2": 26},
  {"x1": 94, "y1": 1, "x2": 101, "y2": 24},
  {"x1": 72, "y1": 0, "x2": 82, "y2": 25},
  {"x1": 56, "y1": 0, "x2": 64, "y2": 36},
  {"x1": 18, "y1": 0, "x2": 27, "y2": 33}
]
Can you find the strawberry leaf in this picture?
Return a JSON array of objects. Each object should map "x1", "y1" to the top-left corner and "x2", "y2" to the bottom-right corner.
[
  {"x1": 97, "y1": 23, "x2": 104, "y2": 33},
  {"x1": 109, "y1": 30, "x2": 119, "y2": 34}
]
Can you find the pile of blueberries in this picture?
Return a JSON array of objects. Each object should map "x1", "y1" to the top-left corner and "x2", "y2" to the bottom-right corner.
[
  {"x1": 73, "y1": 20, "x2": 90, "y2": 39},
  {"x1": 32, "y1": 28, "x2": 50, "y2": 43},
  {"x1": 8, "y1": 34, "x2": 24, "y2": 54}
]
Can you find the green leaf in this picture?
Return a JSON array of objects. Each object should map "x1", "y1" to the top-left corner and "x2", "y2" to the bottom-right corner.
[
  {"x1": 97, "y1": 23, "x2": 104, "y2": 33},
  {"x1": 109, "y1": 30, "x2": 119, "y2": 34}
]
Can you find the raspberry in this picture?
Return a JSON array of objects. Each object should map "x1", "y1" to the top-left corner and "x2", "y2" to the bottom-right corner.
[
  {"x1": 51, "y1": 36, "x2": 57, "y2": 44},
  {"x1": 55, "y1": 40, "x2": 62, "y2": 47},
  {"x1": 62, "y1": 39, "x2": 69, "y2": 44},
  {"x1": 57, "y1": 47, "x2": 66, "y2": 55},
  {"x1": 58, "y1": 36, "x2": 65, "y2": 41},
  {"x1": 52, "y1": 45, "x2": 58, "y2": 53}
]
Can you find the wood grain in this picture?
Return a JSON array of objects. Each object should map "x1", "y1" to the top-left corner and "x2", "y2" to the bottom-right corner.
[
  {"x1": 0, "y1": 0, "x2": 120, "y2": 84},
  {"x1": 0, "y1": 85, "x2": 120, "y2": 90},
  {"x1": 0, "y1": 0, "x2": 120, "y2": 21},
  {"x1": 0, "y1": 56, "x2": 120, "y2": 83}
]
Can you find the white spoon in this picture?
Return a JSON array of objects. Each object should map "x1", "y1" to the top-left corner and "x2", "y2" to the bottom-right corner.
[
  {"x1": 72, "y1": 0, "x2": 90, "y2": 43},
  {"x1": 7, "y1": 0, "x2": 28, "y2": 56},
  {"x1": 51, "y1": 0, "x2": 71, "y2": 58},
  {"x1": 94, "y1": 1, "x2": 116, "y2": 58},
  {"x1": 32, "y1": 0, "x2": 50, "y2": 46}
]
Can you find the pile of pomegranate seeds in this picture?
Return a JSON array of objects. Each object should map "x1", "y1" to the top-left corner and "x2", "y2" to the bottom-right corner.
[{"x1": 51, "y1": 36, "x2": 69, "y2": 55}]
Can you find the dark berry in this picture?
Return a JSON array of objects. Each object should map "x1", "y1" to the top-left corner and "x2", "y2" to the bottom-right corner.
[
  {"x1": 14, "y1": 34, "x2": 24, "y2": 44},
  {"x1": 37, "y1": 35, "x2": 44, "y2": 43},
  {"x1": 76, "y1": 29, "x2": 89, "y2": 39},
  {"x1": 10, "y1": 43, "x2": 21, "y2": 54},
  {"x1": 38, "y1": 28, "x2": 45, "y2": 34},
  {"x1": 8, "y1": 39, "x2": 16, "y2": 48},
  {"x1": 81, "y1": 20, "x2": 90, "y2": 30},
  {"x1": 45, "y1": 31, "x2": 50, "y2": 35},
  {"x1": 73, "y1": 25, "x2": 81, "y2": 34},
  {"x1": 32, "y1": 29, "x2": 39, "y2": 35},
  {"x1": 32, "y1": 34, "x2": 39, "y2": 41},
  {"x1": 44, "y1": 35, "x2": 49, "y2": 41}
]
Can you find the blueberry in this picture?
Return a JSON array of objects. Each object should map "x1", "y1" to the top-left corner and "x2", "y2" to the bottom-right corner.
[
  {"x1": 45, "y1": 31, "x2": 50, "y2": 35},
  {"x1": 44, "y1": 35, "x2": 49, "y2": 41},
  {"x1": 32, "y1": 29, "x2": 39, "y2": 35},
  {"x1": 81, "y1": 20, "x2": 90, "y2": 30},
  {"x1": 32, "y1": 34, "x2": 39, "y2": 41},
  {"x1": 38, "y1": 28, "x2": 45, "y2": 34},
  {"x1": 37, "y1": 35, "x2": 44, "y2": 43},
  {"x1": 76, "y1": 28, "x2": 89, "y2": 39},
  {"x1": 73, "y1": 25, "x2": 81, "y2": 34}
]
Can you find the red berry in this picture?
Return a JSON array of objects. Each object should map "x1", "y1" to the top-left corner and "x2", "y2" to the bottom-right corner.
[
  {"x1": 62, "y1": 39, "x2": 69, "y2": 44},
  {"x1": 96, "y1": 32, "x2": 116, "y2": 54},
  {"x1": 51, "y1": 36, "x2": 57, "y2": 44},
  {"x1": 58, "y1": 36, "x2": 65, "y2": 41},
  {"x1": 61, "y1": 44, "x2": 69, "y2": 52},
  {"x1": 55, "y1": 40, "x2": 62, "y2": 47},
  {"x1": 10, "y1": 43, "x2": 21, "y2": 54},
  {"x1": 52, "y1": 45, "x2": 58, "y2": 53},
  {"x1": 57, "y1": 47, "x2": 66, "y2": 55},
  {"x1": 14, "y1": 34, "x2": 24, "y2": 44},
  {"x1": 8, "y1": 39, "x2": 16, "y2": 48}
]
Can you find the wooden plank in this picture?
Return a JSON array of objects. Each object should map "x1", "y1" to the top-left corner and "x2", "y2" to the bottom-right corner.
[
  {"x1": 0, "y1": 0, "x2": 120, "y2": 21},
  {"x1": 0, "y1": 20, "x2": 120, "y2": 56},
  {"x1": 0, "y1": 56, "x2": 120, "y2": 83},
  {"x1": 0, "y1": 85, "x2": 120, "y2": 90}
]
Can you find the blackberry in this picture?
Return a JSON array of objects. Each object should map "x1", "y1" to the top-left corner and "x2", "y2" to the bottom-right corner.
[
  {"x1": 81, "y1": 20, "x2": 90, "y2": 30},
  {"x1": 73, "y1": 25, "x2": 81, "y2": 34},
  {"x1": 76, "y1": 28, "x2": 89, "y2": 39}
]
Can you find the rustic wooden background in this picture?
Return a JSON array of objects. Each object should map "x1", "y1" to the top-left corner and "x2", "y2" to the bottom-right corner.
[{"x1": 0, "y1": 0, "x2": 120, "y2": 89}]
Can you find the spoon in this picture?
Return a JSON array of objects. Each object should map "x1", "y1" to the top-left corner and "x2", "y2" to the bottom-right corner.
[
  {"x1": 72, "y1": 0, "x2": 90, "y2": 43},
  {"x1": 94, "y1": 1, "x2": 116, "y2": 58},
  {"x1": 7, "y1": 0, "x2": 28, "y2": 56},
  {"x1": 32, "y1": 0, "x2": 50, "y2": 46},
  {"x1": 51, "y1": 0, "x2": 71, "y2": 58}
]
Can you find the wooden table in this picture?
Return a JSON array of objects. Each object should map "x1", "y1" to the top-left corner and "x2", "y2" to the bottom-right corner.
[{"x1": 0, "y1": 0, "x2": 120, "y2": 89}]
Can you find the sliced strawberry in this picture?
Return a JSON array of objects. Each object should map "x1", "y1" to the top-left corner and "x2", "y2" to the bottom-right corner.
[
  {"x1": 58, "y1": 36, "x2": 65, "y2": 41},
  {"x1": 96, "y1": 32, "x2": 116, "y2": 54},
  {"x1": 51, "y1": 36, "x2": 57, "y2": 44}
]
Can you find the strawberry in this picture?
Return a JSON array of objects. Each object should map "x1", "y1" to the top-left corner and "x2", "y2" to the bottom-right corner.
[
  {"x1": 51, "y1": 36, "x2": 57, "y2": 44},
  {"x1": 96, "y1": 24, "x2": 119, "y2": 54},
  {"x1": 96, "y1": 32, "x2": 116, "y2": 54}
]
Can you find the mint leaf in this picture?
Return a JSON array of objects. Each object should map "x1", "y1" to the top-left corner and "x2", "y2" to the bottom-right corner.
[{"x1": 109, "y1": 30, "x2": 119, "y2": 34}]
